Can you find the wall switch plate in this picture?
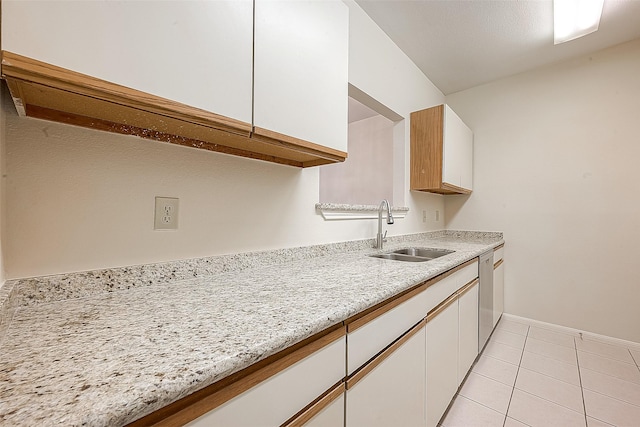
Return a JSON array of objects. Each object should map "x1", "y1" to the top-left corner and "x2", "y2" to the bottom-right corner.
[
  {"x1": 435, "y1": 210, "x2": 440, "y2": 221},
  {"x1": 154, "y1": 197, "x2": 179, "y2": 230},
  {"x1": 422, "y1": 210, "x2": 427, "y2": 223}
]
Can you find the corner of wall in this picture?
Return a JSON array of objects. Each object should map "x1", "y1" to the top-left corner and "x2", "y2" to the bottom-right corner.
[{"x1": 0, "y1": 82, "x2": 8, "y2": 284}]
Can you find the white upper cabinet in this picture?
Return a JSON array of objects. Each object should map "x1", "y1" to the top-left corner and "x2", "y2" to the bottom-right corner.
[
  {"x1": 410, "y1": 104, "x2": 473, "y2": 194},
  {"x1": 1, "y1": 0, "x2": 348, "y2": 166},
  {"x1": 1, "y1": 0, "x2": 254, "y2": 125},
  {"x1": 443, "y1": 105, "x2": 473, "y2": 191},
  {"x1": 254, "y1": 0, "x2": 349, "y2": 153}
]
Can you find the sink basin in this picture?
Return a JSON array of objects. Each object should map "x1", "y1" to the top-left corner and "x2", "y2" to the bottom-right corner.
[
  {"x1": 369, "y1": 248, "x2": 455, "y2": 262},
  {"x1": 391, "y1": 248, "x2": 454, "y2": 259},
  {"x1": 369, "y1": 253, "x2": 432, "y2": 262}
]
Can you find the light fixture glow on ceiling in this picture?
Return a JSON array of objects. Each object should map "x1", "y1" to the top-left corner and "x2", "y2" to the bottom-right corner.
[{"x1": 554, "y1": 0, "x2": 605, "y2": 44}]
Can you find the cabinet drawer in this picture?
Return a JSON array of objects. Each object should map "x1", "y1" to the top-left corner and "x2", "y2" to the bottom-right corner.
[
  {"x1": 494, "y1": 245, "x2": 504, "y2": 264},
  {"x1": 347, "y1": 260, "x2": 478, "y2": 375},
  {"x1": 423, "y1": 260, "x2": 478, "y2": 315},
  {"x1": 185, "y1": 330, "x2": 346, "y2": 427},
  {"x1": 347, "y1": 286, "x2": 430, "y2": 375},
  {"x1": 346, "y1": 322, "x2": 426, "y2": 427}
]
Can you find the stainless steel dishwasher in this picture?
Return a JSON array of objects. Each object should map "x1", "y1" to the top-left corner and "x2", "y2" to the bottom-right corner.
[{"x1": 478, "y1": 250, "x2": 494, "y2": 351}]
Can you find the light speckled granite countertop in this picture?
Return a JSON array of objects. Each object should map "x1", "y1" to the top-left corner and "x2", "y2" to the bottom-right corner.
[{"x1": 0, "y1": 231, "x2": 503, "y2": 426}]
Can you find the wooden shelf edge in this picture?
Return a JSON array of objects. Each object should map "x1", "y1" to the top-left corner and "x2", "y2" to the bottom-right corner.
[
  {"x1": 0, "y1": 50, "x2": 347, "y2": 168},
  {"x1": 252, "y1": 126, "x2": 347, "y2": 164},
  {"x1": 0, "y1": 50, "x2": 251, "y2": 135}
]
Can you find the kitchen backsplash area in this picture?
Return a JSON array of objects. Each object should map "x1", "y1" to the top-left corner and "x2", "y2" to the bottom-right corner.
[{"x1": 0, "y1": 230, "x2": 502, "y2": 342}]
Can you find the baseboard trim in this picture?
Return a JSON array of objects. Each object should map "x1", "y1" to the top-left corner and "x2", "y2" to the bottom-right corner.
[{"x1": 501, "y1": 313, "x2": 640, "y2": 351}]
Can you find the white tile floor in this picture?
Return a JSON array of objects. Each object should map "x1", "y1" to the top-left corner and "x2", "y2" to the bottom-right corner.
[{"x1": 440, "y1": 317, "x2": 640, "y2": 427}]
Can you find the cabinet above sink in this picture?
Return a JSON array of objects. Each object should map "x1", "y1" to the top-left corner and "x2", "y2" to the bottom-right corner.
[
  {"x1": 0, "y1": 0, "x2": 348, "y2": 168},
  {"x1": 410, "y1": 104, "x2": 473, "y2": 194}
]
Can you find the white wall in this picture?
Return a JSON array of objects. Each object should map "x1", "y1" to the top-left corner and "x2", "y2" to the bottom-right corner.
[
  {"x1": 0, "y1": 84, "x2": 6, "y2": 285},
  {"x1": 446, "y1": 39, "x2": 640, "y2": 343},
  {"x1": 2, "y1": 1, "x2": 445, "y2": 279},
  {"x1": 320, "y1": 114, "x2": 395, "y2": 205}
]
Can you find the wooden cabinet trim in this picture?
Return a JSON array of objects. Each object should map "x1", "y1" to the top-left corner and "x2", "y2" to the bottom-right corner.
[
  {"x1": 0, "y1": 51, "x2": 251, "y2": 134},
  {"x1": 252, "y1": 127, "x2": 347, "y2": 165},
  {"x1": 427, "y1": 277, "x2": 478, "y2": 323},
  {"x1": 494, "y1": 258, "x2": 504, "y2": 270},
  {"x1": 345, "y1": 258, "x2": 477, "y2": 332},
  {"x1": 410, "y1": 105, "x2": 444, "y2": 191},
  {"x1": 281, "y1": 382, "x2": 345, "y2": 427},
  {"x1": 494, "y1": 243, "x2": 505, "y2": 251},
  {"x1": 346, "y1": 281, "x2": 427, "y2": 333},
  {"x1": 426, "y1": 293, "x2": 459, "y2": 323},
  {"x1": 457, "y1": 278, "x2": 479, "y2": 299},
  {"x1": 1, "y1": 51, "x2": 347, "y2": 167},
  {"x1": 440, "y1": 182, "x2": 472, "y2": 195},
  {"x1": 346, "y1": 319, "x2": 426, "y2": 390},
  {"x1": 126, "y1": 324, "x2": 345, "y2": 427}
]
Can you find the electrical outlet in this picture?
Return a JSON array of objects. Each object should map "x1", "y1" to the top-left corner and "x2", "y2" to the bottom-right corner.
[
  {"x1": 435, "y1": 210, "x2": 440, "y2": 221},
  {"x1": 154, "y1": 197, "x2": 179, "y2": 230},
  {"x1": 422, "y1": 210, "x2": 427, "y2": 223}
]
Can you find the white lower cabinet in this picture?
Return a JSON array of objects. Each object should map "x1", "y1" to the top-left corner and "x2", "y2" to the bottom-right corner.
[
  {"x1": 302, "y1": 391, "x2": 344, "y2": 427},
  {"x1": 493, "y1": 260, "x2": 505, "y2": 328},
  {"x1": 426, "y1": 296, "x2": 459, "y2": 427},
  {"x1": 346, "y1": 322, "x2": 426, "y2": 427},
  {"x1": 458, "y1": 281, "x2": 479, "y2": 386},
  {"x1": 144, "y1": 257, "x2": 491, "y2": 426},
  {"x1": 186, "y1": 332, "x2": 345, "y2": 427}
]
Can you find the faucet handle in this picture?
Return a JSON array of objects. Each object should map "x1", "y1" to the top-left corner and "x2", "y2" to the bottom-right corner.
[{"x1": 383, "y1": 230, "x2": 388, "y2": 242}]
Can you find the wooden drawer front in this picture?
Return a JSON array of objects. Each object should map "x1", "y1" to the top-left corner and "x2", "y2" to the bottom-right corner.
[
  {"x1": 347, "y1": 288, "x2": 430, "y2": 375},
  {"x1": 494, "y1": 246, "x2": 504, "y2": 264},
  {"x1": 423, "y1": 261, "x2": 478, "y2": 315},
  {"x1": 186, "y1": 336, "x2": 345, "y2": 427}
]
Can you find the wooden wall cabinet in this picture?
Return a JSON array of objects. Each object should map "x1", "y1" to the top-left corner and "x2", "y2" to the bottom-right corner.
[
  {"x1": 0, "y1": 0, "x2": 348, "y2": 168},
  {"x1": 410, "y1": 104, "x2": 473, "y2": 194}
]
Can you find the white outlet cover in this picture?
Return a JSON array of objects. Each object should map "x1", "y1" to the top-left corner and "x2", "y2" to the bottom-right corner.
[{"x1": 154, "y1": 197, "x2": 179, "y2": 230}]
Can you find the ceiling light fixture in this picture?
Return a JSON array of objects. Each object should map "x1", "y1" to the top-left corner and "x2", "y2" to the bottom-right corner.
[{"x1": 554, "y1": 0, "x2": 605, "y2": 44}]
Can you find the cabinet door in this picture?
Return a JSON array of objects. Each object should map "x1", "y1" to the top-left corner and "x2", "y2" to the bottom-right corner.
[
  {"x1": 303, "y1": 391, "x2": 344, "y2": 427},
  {"x1": 442, "y1": 105, "x2": 473, "y2": 191},
  {"x1": 493, "y1": 261, "x2": 505, "y2": 327},
  {"x1": 426, "y1": 297, "x2": 459, "y2": 427},
  {"x1": 254, "y1": 0, "x2": 348, "y2": 153},
  {"x1": 186, "y1": 335, "x2": 345, "y2": 427},
  {"x1": 458, "y1": 281, "x2": 479, "y2": 386},
  {"x1": 346, "y1": 323, "x2": 426, "y2": 427},
  {"x1": 1, "y1": 0, "x2": 253, "y2": 124}
]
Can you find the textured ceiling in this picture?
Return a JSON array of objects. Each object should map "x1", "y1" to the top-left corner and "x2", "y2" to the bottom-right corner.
[{"x1": 355, "y1": 0, "x2": 640, "y2": 95}]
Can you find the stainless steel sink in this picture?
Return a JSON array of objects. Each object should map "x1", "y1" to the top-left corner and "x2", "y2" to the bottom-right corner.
[
  {"x1": 369, "y1": 253, "x2": 432, "y2": 262},
  {"x1": 369, "y1": 248, "x2": 454, "y2": 262},
  {"x1": 391, "y1": 248, "x2": 454, "y2": 259}
]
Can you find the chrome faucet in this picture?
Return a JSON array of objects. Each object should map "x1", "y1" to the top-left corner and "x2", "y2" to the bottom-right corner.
[{"x1": 376, "y1": 199, "x2": 394, "y2": 249}]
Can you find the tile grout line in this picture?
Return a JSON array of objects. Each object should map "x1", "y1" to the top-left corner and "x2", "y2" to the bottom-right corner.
[
  {"x1": 575, "y1": 334, "x2": 589, "y2": 426},
  {"x1": 583, "y1": 386, "x2": 640, "y2": 409},
  {"x1": 577, "y1": 347, "x2": 639, "y2": 366},
  {"x1": 630, "y1": 348, "x2": 640, "y2": 369},
  {"x1": 516, "y1": 364, "x2": 581, "y2": 388},
  {"x1": 503, "y1": 324, "x2": 529, "y2": 427}
]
